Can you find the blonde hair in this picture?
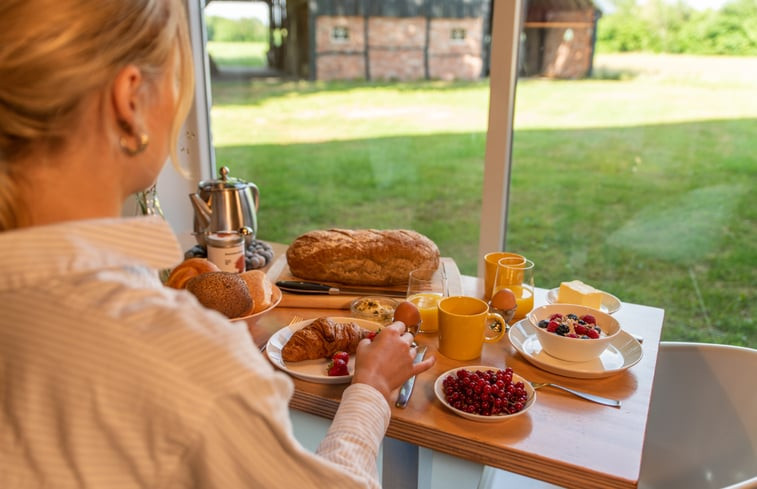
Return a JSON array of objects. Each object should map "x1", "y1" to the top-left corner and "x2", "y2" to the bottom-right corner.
[{"x1": 0, "y1": 0, "x2": 195, "y2": 230}]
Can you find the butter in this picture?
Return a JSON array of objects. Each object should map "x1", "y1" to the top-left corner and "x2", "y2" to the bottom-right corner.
[{"x1": 557, "y1": 280, "x2": 603, "y2": 310}]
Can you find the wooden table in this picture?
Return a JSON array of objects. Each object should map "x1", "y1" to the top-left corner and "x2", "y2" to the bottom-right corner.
[{"x1": 246, "y1": 247, "x2": 665, "y2": 489}]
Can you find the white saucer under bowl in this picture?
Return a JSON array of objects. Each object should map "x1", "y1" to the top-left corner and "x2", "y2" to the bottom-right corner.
[{"x1": 508, "y1": 319, "x2": 642, "y2": 379}]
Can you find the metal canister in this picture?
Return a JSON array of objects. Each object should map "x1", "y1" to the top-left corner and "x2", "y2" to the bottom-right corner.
[{"x1": 205, "y1": 232, "x2": 246, "y2": 273}]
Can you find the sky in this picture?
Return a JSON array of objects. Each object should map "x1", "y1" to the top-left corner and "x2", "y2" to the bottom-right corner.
[
  {"x1": 205, "y1": 1, "x2": 268, "y2": 22},
  {"x1": 205, "y1": 0, "x2": 730, "y2": 21},
  {"x1": 595, "y1": 0, "x2": 729, "y2": 12}
]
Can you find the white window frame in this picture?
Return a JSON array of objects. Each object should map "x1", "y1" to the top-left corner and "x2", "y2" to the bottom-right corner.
[{"x1": 177, "y1": 0, "x2": 523, "y2": 277}]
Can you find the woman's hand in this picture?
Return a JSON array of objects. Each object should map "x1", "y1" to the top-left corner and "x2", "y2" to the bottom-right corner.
[{"x1": 352, "y1": 321, "x2": 436, "y2": 404}]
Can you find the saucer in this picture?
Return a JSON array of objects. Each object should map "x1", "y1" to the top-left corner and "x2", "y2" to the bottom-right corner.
[
  {"x1": 546, "y1": 287, "x2": 621, "y2": 314},
  {"x1": 508, "y1": 319, "x2": 642, "y2": 379}
]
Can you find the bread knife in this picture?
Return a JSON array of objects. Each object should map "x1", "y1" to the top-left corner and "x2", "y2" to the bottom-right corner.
[
  {"x1": 396, "y1": 346, "x2": 427, "y2": 408},
  {"x1": 276, "y1": 280, "x2": 407, "y2": 297}
]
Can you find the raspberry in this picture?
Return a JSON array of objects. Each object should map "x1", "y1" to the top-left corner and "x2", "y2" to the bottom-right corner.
[
  {"x1": 581, "y1": 314, "x2": 597, "y2": 325},
  {"x1": 549, "y1": 313, "x2": 563, "y2": 320},
  {"x1": 547, "y1": 321, "x2": 559, "y2": 333},
  {"x1": 586, "y1": 328, "x2": 600, "y2": 339},
  {"x1": 574, "y1": 324, "x2": 588, "y2": 335}
]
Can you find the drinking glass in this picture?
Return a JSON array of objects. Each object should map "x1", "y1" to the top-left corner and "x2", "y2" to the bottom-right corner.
[
  {"x1": 483, "y1": 252, "x2": 525, "y2": 301},
  {"x1": 492, "y1": 258, "x2": 535, "y2": 322},
  {"x1": 406, "y1": 267, "x2": 446, "y2": 334}
]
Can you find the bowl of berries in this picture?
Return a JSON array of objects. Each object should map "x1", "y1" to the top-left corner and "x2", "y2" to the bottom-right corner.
[
  {"x1": 434, "y1": 366, "x2": 536, "y2": 422},
  {"x1": 527, "y1": 304, "x2": 621, "y2": 362}
]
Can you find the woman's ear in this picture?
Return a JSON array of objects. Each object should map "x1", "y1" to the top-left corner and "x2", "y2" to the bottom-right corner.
[{"x1": 111, "y1": 64, "x2": 143, "y2": 134}]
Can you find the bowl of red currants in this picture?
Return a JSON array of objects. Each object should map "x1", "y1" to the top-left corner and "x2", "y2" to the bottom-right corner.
[
  {"x1": 434, "y1": 366, "x2": 536, "y2": 422},
  {"x1": 527, "y1": 304, "x2": 621, "y2": 362}
]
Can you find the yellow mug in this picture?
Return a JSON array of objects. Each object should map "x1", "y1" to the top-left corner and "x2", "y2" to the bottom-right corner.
[
  {"x1": 483, "y1": 252, "x2": 525, "y2": 300},
  {"x1": 437, "y1": 296, "x2": 506, "y2": 361}
]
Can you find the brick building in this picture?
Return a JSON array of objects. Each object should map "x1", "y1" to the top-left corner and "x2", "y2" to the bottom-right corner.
[
  {"x1": 274, "y1": 0, "x2": 490, "y2": 82},
  {"x1": 521, "y1": 0, "x2": 601, "y2": 79},
  {"x1": 262, "y1": 0, "x2": 600, "y2": 81}
]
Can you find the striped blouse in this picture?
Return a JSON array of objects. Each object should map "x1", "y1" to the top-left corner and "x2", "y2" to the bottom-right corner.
[{"x1": 0, "y1": 216, "x2": 390, "y2": 488}]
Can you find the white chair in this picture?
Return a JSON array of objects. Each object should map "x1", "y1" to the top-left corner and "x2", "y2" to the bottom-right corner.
[{"x1": 638, "y1": 342, "x2": 757, "y2": 489}]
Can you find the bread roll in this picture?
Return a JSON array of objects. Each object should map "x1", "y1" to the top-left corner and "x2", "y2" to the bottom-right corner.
[
  {"x1": 240, "y1": 270, "x2": 273, "y2": 314},
  {"x1": 166, "y1": 258, "x2": 219, "y2": 289},
  {"x1": 185, "y1": 271, "x2": 253, "y2": 319},
  {"x1": 286, "y1": 229, "x2": 440, "y2": 286}
]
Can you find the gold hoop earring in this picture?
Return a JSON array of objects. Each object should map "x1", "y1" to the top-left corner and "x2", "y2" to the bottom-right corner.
[{"x1": 119, "y1": 133, "x2": 149, "y2": 156}]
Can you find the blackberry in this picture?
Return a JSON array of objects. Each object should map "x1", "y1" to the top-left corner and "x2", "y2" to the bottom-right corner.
[
  {"x1": 184, "y1": 245, "x2": 207, "y2": 259},
  {"x1": 555, "y1": 324, "x2": 570, "y2": 336}
]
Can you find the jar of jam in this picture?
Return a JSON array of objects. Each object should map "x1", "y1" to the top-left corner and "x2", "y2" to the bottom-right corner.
[{"x1": 205, "y1": 232, "x2": 245, "y2": 273}]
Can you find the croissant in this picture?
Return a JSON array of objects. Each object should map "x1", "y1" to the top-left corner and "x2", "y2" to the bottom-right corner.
[{"x1": 282, "y1": 317, "x2": 371, "y2": 362}]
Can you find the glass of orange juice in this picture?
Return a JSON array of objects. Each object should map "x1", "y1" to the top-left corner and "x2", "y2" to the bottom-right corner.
[
  {"x1": 406, "y1": 267, "x2": 446, "y2": 334},
  {"x1": 492, "y1": 258, "x2": 535, "y2": 322}
]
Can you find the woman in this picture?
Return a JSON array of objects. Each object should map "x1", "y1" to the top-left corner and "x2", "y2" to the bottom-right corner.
[{"x1": 0, "y1": 1, "x2": 435, "y2": 487}]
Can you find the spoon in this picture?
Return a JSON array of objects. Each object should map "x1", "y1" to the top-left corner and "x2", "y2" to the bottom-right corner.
[{"x1": 529, "y1": 381, "x2": 621, "y2": 408}]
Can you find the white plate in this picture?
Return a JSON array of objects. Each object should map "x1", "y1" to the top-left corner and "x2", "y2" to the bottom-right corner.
[
  {"x1": 266, "y1": 317, "x2": 382, "y2": 384},
  {"x1": 434, "y1": 366, "x2": 536, "y2": 422},
  {"x1": 508, "y1": 319, "x2": 642, "y2": 379},
  {"x1": 546, "y1": 287, "x2": 622, "y2": 314},
  {"x1": 231, "y1": 285, "x2": 283, "y2": 322}
]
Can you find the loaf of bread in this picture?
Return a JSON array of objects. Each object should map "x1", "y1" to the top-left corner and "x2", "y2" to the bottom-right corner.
[{"x1": 286, "y1": 229, "x2": 440, "y2": 285}]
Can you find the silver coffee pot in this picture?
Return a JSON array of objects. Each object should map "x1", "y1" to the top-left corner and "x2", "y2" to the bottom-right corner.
[{"x1": 189, "y1": 166, "x2": 259, "y2": 246}]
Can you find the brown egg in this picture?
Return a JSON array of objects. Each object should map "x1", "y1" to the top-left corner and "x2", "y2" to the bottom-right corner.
[
  {"x1": 393, "y1": 300, "x2": 421, "y2": 332},
  {"x1": 490, "y1": 288, "x2": 517, "y2": 311}
]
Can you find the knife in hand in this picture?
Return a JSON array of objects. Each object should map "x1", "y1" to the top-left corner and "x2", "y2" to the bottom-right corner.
[
  {"x1": 276, "y1": 280, "x2": 407, "y2": 297},
  {"x1": 395, "y1": 346, "x2": 428, "y2": 408}
]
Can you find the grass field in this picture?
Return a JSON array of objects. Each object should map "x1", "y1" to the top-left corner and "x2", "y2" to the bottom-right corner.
[
  {"x1": 207, "y1": 41, "x2": 267, "y2": 68},
  {"x1": 209, "y1": 53, "x2": 756, "y2": 348}
]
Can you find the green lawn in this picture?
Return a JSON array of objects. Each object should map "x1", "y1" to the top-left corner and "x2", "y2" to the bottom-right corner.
[
  {"x1": 209, "y1": 53, "x2": 756, "y2": 348},
  {"x1": 207, "y1": 41, "x2": 268, "y2": 68}
]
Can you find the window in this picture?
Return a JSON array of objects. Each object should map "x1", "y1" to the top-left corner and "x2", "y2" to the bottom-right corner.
[
  {"x1": 332, "y1": 26, "x2": 349, "y2": 42},
  {"x1": 179, "y1": 1, "x2": 753, "y2": 347},
  {"x1": 192, "y1": 3, "x2": 509, "y2": 280},
  {"x1": 451, "y1": 27, "x2": 466, "y2": 41}
]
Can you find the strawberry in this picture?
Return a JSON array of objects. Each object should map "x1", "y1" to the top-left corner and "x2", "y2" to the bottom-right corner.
[
  {"x1": 332, "y1": 351, "x2": 350, "y2": 363},
  {"x1": 366, "y1": 328, "x2": 381, "y2": 341},
  {"x1": 327, "y1": 358, "x2": 349, "y2": 376}
]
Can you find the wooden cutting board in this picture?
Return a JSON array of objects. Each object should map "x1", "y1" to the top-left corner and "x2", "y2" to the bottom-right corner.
[{"x1": 265, "y1": 254, "x2": 463, "y2": 309}]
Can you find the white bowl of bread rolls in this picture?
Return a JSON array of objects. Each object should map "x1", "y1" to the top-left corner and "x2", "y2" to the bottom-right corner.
[{"x1": 165, "y1": 257, "x2": 281, "y2": 321}]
